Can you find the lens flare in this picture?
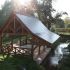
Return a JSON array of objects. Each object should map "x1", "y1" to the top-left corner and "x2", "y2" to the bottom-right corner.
[{"x1": 18, "y1": 0, "x2": 32, "y2": 6}]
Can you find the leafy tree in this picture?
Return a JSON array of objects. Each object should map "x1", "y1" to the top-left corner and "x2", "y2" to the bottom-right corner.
[
  {"x1": 0, "y1": 0, "x2": 13, "y2": 27},
  {"x1": 64, "y1": 17, "x2": 70, "y2": 24},
  {"x1": 52, "y1": 12, "x2": 68, "y2": 28},
  {"x1": 36, "y1": 0, "x2": 53, "y2": 29},
  {"x1": 64, "y1": 17, "x2": 70, "y2": 28},
  {"x1": 34, "y1": 0, "x2": 67, "y2": 29},
  {"x1": 0, "y1": 0, "x2": 53, "y2": 29},
  {"x1": 0, "y1": 0, "x2": 67, "y2": 29}
]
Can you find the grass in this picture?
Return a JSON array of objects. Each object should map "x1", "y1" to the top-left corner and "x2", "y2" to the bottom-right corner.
[{"x1": 0, "y1": 54, "x2": 44, "y2": 70}]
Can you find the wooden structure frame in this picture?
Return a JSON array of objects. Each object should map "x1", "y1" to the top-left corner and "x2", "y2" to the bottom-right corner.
[{"x1": 0, "y1": 13, "x2": 57, "y2": 59}]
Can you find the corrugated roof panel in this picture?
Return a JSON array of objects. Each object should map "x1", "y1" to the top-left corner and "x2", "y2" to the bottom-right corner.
[{"x1": 16, "y1": 14, "x2": 60, "y2": 44}]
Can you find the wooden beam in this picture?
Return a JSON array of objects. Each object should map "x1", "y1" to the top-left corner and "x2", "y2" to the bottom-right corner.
[
  {"x1": 33, "y1": 45, "x2": 38, "y2": 51},
  {"x1": 2, "y1": 17, "x2": 14, "y2": 33}
]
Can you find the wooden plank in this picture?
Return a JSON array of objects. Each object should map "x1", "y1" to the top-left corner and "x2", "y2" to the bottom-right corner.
[{"x1": 33, "y1": 47, "x2": 51, "y2": 64}]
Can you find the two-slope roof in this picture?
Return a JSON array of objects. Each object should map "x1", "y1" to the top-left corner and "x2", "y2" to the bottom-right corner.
[
  {"x1": 0, "y1": 13, "x2": 60, "y2": 44},
  {"x1": 16, "y1": 14, "x2": 60, "y2": 44}
]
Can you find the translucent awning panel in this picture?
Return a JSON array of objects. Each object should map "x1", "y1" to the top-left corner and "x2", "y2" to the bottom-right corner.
[{"x1": 16, "y1": 14, "x2": 60, "y2": 44}]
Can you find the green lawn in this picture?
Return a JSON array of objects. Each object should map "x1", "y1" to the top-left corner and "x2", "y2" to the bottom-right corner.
[{"x1": 0, "y1": 54, "x2": 44, "y2": 70}]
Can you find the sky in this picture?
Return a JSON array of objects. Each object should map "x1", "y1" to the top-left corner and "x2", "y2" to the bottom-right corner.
[
  {"x1": 0, "y1": 0, "x2": 70, "y2": 18},
  {"x1": 0, "y1": 0, "x2": 5, "y2": 9},
  {"x1": 52, "y1": 0, "x2": 70, "y2": 18}
]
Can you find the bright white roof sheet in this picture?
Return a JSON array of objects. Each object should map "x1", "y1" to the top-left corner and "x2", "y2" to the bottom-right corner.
[{"x1": 16, "y1": 14, "x2": 60, "y2": 44}]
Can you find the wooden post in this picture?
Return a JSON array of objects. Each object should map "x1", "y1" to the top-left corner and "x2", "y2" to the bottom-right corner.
[
  {"x1": 31, "y1": 44, "x2": 34, "y2": 59},
  {"x1": 11, "y1": 36, "x2": 13, "y2": 50},
  {"x1": 43, "y1": 45, "x2": 46, "y2": 51},
  {"x1": 19, "y1": 36, "x2": 21, "y2": 46},
  {"x1": 7, "y1": 35, "x2": 13, "y2": 57},
  {"x1": 38, "y1": 45, "x2": 41, "y2": 55},
  {"x1": 25, "y1": 35, "x2": 27, "y2": 44}
]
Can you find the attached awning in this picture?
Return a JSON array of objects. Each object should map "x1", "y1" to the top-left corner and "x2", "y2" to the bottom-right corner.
[{"x1": 16, "y1": 14, "x2": 60, "y2": 44}]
